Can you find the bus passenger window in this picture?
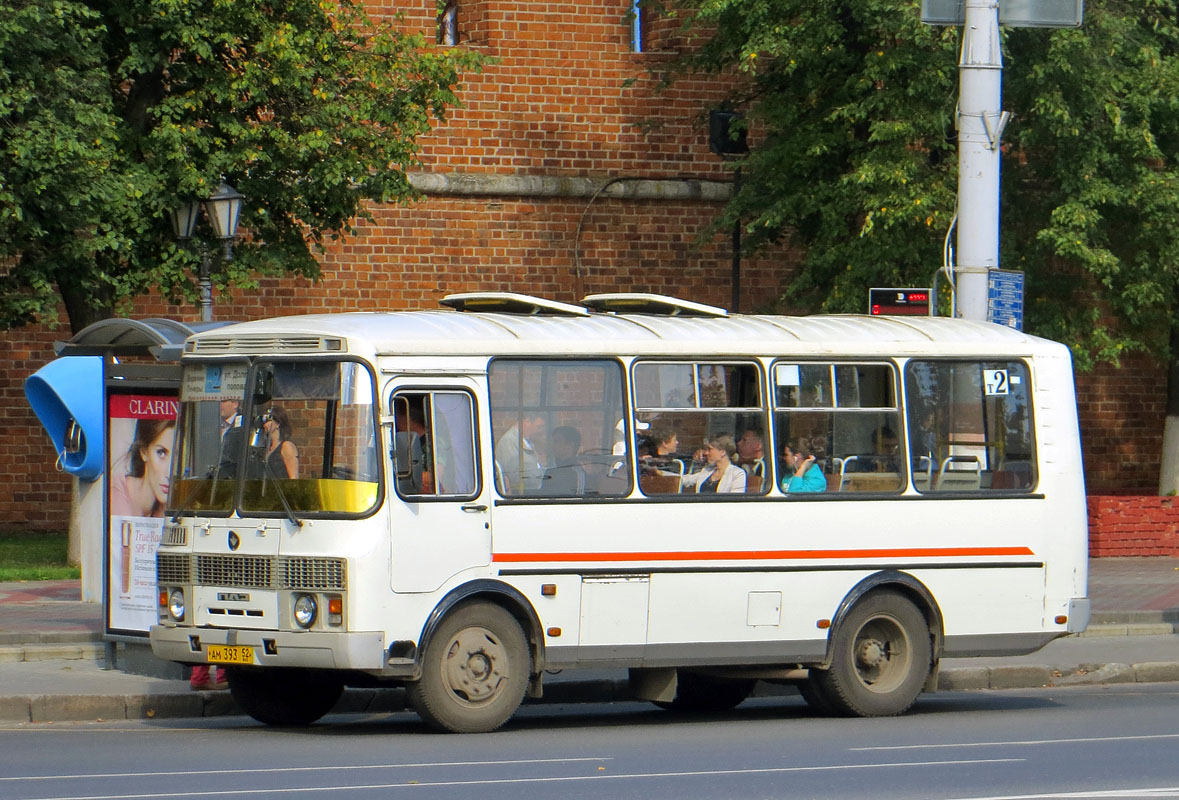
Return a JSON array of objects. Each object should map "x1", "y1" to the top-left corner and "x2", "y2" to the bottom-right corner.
[
  {"x1": 634, "y1": 360, "x2": 768, "y2": 496},
  {"x1": 772, "y1": 362, "x2": 902, "y2": 495},
  {"x1": 904, "y1": 360, "x2": 1036, "y2": 493},
  {"x1": 489, "y1": 359, "x2": 628, "y2": 498}
]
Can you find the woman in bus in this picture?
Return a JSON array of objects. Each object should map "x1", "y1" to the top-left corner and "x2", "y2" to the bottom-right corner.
[
  {"x1": 781, "y1": 440, "x2": 826, "y2": 493},
  {"x1": 680, "y1": 434, "x2": 747, "y2": 494},
  {"x1": 262, "y1": 405, "x2": 299, "y2": 479}
]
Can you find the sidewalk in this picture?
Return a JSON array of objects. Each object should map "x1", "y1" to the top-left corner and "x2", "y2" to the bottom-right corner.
[{"x1": 2, "y1": 557, "x2": 1178, "y2": 723}]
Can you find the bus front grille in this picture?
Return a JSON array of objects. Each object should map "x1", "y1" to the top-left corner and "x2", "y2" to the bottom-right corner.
[
  {"x1": 157, "y1": 553, "x2": 191, "y2": 584},
  {"x1": 281, "y1": 557, "x2": 346, "y2": 591},
  {"x1": 156, "y1": 553, "x2": 347, "y2": 592},
  {"x1": 196, "y1": 555, "x2": 273, "y2": 589}
]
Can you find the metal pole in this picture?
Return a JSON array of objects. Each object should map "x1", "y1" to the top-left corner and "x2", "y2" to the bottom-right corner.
[
  {"x1": 731, "y1": 166, "x2": 742, "y2": 313},
  {"x1": 198, "y1": 244, "x2": 213, "y2": 323},
  {"x1": 956, "y1": 0, "x2": 1005, "y2": 321}
]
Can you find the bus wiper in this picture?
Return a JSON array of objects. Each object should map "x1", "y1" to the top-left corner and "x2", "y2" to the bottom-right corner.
[{"x1": 260, "y1": 455, "x2": 304, "y2": 529}]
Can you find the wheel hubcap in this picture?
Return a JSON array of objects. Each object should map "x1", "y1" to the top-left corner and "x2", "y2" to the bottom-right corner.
[
  {"x1": 852, "y1": 614, "x2": 910, "y2": 693},
  {"x1": 442, "y1": 627, "x2": 509, "y2": 705}
]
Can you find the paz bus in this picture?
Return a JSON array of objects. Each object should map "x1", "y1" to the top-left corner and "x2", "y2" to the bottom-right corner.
[{"x1": 150, "y1": 292, "x2": 1089, "y2": 732}]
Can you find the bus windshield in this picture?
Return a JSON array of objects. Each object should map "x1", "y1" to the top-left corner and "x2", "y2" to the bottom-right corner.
[{"x1": 170, "y1": 360, "x2": 380, "y2": 517}]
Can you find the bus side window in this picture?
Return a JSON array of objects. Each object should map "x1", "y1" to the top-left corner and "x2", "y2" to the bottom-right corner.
[
  {"x1": 489, "y1": 359, "x2": 629, "y2": 498},
  {"x1": 772, "y1": 362, "x2": 902, "y2": 495},
  {"x1": 904, "y1": 360, "x2": 1036, "y2": 493}
]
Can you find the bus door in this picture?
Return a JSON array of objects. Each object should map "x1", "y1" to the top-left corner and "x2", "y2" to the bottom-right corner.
[{"x1": 387, "y1": 380, "x2": 490, "y2": 593}]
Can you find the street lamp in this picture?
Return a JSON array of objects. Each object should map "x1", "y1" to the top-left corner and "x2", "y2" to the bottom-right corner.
[
  {"x1": 709, "y1": 111, "x2": 748, "y2": 313},
  {"x1": 169, "y1": 181, "x2": 245, "y2": 323}
]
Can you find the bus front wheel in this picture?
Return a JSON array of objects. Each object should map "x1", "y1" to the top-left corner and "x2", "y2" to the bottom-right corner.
[
  {"x1": 816, "y1": 591, "x2": 931, "y2": 717},
  {"x1": 408, "y1": 602, "x2": 530, "y2": 733},
  {"x1": 224, "y1": 666, "x2": 344, "y2": 726}
]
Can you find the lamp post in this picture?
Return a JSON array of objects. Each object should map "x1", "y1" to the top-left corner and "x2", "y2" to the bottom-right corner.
[
  {"x1": 169, "y1": 181, "x2": 245, "y2": 323},
  {"x1": 709, "y1": 110, "x2": 749, "y2": 313}
]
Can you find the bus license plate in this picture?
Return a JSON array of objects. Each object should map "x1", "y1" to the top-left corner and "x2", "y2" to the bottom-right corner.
[{"x1": 207, "y1": 645, "x2": 254, "y2": 665}]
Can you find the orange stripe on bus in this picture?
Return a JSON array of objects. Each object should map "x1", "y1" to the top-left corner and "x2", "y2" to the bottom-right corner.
[{"x1": 491, "y1": 546, "x2": 1036, "y2": 563}]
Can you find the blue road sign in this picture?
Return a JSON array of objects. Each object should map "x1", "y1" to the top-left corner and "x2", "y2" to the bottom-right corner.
[{"x1": 987, "y1": 269, "x2": 1024, "y2": 330}]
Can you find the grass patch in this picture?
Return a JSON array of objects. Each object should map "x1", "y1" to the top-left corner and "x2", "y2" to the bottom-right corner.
[{"x1": 0, "y1": 530, "x2": 80, "y2": 582}]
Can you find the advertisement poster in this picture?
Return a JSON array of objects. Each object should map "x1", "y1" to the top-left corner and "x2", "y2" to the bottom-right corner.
[{"x1": 107, "y1": 392, "x2": 179, "y2": 635}]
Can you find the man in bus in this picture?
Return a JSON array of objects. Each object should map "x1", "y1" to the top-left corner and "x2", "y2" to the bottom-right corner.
[
  {"x1": 736, "y1": 427, "x2": 766, "y2": 478},
  {"x1": 543, "y1": 426, "x2": 586, "y2": 495},
  {"x1": 496, "y1": 413, "x2": 546, "y2": 494}
]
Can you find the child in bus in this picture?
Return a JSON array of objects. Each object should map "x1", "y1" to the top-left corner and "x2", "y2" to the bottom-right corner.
[{"x1": 781, "y1": 440, "x2": 826, "y2": 493}]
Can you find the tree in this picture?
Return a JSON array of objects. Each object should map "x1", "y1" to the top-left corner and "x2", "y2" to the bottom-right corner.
[
  {"x1": 0, "y1": 0, "x2": 480, "y2": 332},
  {"x1": 655, "y1": 0, "x2": 1179, "y2": 490}
]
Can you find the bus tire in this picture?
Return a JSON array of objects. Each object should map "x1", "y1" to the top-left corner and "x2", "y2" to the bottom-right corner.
[
  {"x1": 816, "y1": 591, "x2": 931, "y2": 717},
  {"x1": 653, "y1": 672, "x2": 756, "y2": 712},
  {"x1": 797, "y1": 673, "x2": 838, "y2": 716},
  {"x1": 224, "y1": 667, "x2": 343, "y2": 726},
  {"x1": 408, "y1": 602, "x2": 530, "y2": 733}
]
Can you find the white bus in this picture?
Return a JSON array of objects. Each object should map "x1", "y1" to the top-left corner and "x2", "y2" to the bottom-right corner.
[{"x1": 150, "y1": 292, "x2": 1089, "y2": 732}]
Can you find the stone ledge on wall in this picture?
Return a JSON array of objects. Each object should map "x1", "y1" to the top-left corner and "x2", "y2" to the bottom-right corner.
[{"x1": 1089, "y1": 495, "x2": 1179, "y2": 557}]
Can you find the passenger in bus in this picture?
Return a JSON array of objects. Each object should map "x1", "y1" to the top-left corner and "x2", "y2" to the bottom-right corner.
[
  {"x1": 781, "y1": 441, "x2": 826, "y2": 493},
  {"x1": 215, "y1": 399, "x2": 246, "y2": 478},
  {"x1": 680, "y1": 434, "x2": 747, "y2": 494},
  {"x1": 543, "y1": 426, "x2": 586, "y2": 495},
  {"x1": 262, "y1": 405, "x2": 299, "y2": 479},
  {"x1": 736, "y1": 427, "x2": 766, "y2": 478},
  {"x1": 394, "y1": 401, "x2": 434, "y2": 493},
  {"x1": 496, "y1": 414, "x2": 546, "y2": 494},
  {"x1": 640, "y1": 425, "x2": 684, "y2": 475}
]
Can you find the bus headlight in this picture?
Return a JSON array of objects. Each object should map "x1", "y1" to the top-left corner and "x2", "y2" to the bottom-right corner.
[
  {"x1": 168, "y1": 589, "x2": 186, "y2": 622},
  {"x1": 293, "y1": 594, "x2": 318, "y2": 628}
]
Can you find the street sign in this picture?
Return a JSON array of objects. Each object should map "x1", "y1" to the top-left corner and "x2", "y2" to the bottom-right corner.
[
  {"x1": 869, "y1": 288, "x2": 931, "y2": 317},
  {"x1": 987, "y1": 269, "x2": 1024, "y2": 330},
  {"x1": 921, "y1": 0, "x2": 1083, "y2": 27}
]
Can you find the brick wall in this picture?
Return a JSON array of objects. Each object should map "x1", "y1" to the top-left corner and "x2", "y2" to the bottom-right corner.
[
  {"x1": 1, "y1": 0, "x2": 1171, "y2": 532},
  {"x1": 1089, "y1": 495, "x2": 1179, "y2": 557},
  {"x1": 1075, "y1": 351, "x2": 1166, "y2": 494}
]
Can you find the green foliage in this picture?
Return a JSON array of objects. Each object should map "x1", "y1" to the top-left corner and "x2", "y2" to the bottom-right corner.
[
  {"x1": 0, "y1": 530, "x2": 78, "y2": 581},
  {"x1": 659, "y1": 0, "x2": 1179, "y2": 367},
  {"x1": 0, "y1": 0, "x2": 481, "y2": 331}
]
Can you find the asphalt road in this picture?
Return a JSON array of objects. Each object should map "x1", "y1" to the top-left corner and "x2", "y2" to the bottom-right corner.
[{"x1": 3, "y1": 685, "x2": 1179, "y2": 800}]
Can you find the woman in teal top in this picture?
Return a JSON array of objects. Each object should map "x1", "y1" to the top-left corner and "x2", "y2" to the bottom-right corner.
[{"x1": 781, "y1": 442, "x2": 826, "y2": 493}]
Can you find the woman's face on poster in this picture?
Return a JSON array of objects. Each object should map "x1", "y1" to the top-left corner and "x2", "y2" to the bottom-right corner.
[{"x1": 141, "y1": 425, "x2": 175, "y2": 505}]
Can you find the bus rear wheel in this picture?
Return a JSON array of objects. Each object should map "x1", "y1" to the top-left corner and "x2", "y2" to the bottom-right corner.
[
  {"x1": 224, "y1": 666, "x2": 344, "y2": 726},
  {"x1": 652, "y1": 672, "x2": 756, "y2": 712},
  {"x1": 408, "y1": 602, "x2": 530, "y2": 733},
  {"x1": 815, "y1": 591, "x2": 931, "y2": 717}
]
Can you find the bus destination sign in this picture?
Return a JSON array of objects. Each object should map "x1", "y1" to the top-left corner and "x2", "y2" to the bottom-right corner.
[{"x1": 869, "y1": 288, "x2": 931, "y2": 317}]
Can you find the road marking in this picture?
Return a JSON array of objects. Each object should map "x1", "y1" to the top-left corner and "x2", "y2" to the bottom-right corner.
[
  {"x1": 852, "y1": 733, "x2": 1179, "y2": 751},
  {"x1": 16, "y1": 758, "x2": 1023, "y2": 800},
  {"x1": 0, "y1": 757, "x2": 611, "y2": 783},
  {"x1": 942, "y1": 787, "x2": 1179, "y2": 799}
]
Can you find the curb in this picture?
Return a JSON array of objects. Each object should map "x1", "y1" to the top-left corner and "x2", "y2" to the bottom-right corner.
[{"x1": 4, "y1": 662, "x2": 1179, "y2": 724}]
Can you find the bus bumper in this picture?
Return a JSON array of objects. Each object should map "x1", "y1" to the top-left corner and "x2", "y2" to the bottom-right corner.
[
  {"x1": 149, "y1": 625, "x2": 387, "y2": 671},
  {"x1": 1067, "y1": 597, "x2": 1091, "y2": 634}
]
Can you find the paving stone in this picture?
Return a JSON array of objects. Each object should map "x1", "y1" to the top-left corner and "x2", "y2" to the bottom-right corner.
[
  {"x1": 1053, "y1": 663, "x2": 1134, "y2": 685},
  {"x1": 0, "y1": 697, "x2": 30, "y2": 722},
  {"x1": 126, "y1": 692, "x2": 205, "y2": 720},
  {"x1": 988, "y1": 665, "x2": 1053, "y2": 689},
  {"x1": 31, "y1": 694, "x2": 127, "y2": 722},
  {"x1": 1134, "y1": 662, "x2": 1179, "y2": 683},
  {"x1": 938, "y1": 667, "x2": 990, "y2": 691}
]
